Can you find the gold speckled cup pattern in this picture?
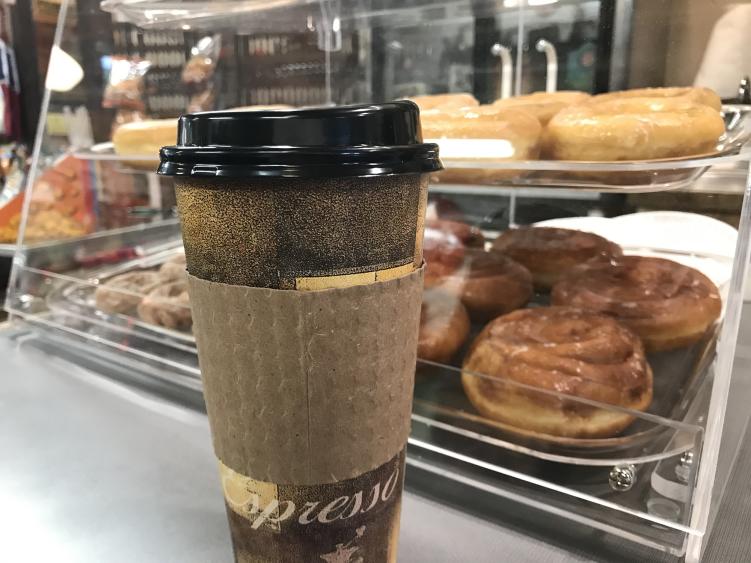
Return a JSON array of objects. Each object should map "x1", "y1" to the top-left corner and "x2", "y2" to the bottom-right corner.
[{"x1": 175, "y1": 174, "x2": 428, "y2": 290}]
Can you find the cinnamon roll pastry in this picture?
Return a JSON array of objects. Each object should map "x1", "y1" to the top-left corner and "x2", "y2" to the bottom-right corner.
[
  {"x1": 418, "y1": 288, "x2": 471, "y2": 363},
  {"x1": 423, "y1": 226, "x2": 465, "y2": 288},
  {"x1": 462, "y1": 306, "x2": 653, "y2": 438},
  {"x1": 437, "y1": 249, "x2": 533, "y2": 321},
  {"x1": 491, "y1": 226, "x2": 623, "y2": 290},
  {"x1": 551, "y1": 256, "x2": 722, "y2": 352}
]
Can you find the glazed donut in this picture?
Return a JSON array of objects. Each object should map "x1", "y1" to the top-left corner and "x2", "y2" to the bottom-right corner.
[
  {"x1": 422, "y1": 105, "x2": 542, "y2": 184},
  {"x1": 158, "y1": 253, "x2": 187, "y2": 281},
  {"x1": 408, "y1": 93, "x2": 479, "y2": 111},
  {"x1": 434, "y1": 249, "x2": 533, "y2": 321},
  {"x1": 462, "y1": 306, "x2": 653, "y2": 438},
  {"x1": 95, "y1": 271, "x2": 161, "y2": 314},
  {"x1": 423, "y1": 226, "x2": 465, "y2": 288},
  {"x1": 421, "y1": 105, "x2": 541, "y2": 156},
  {"x1": 551, "y1": 256, "x2": 722, "y2": 352},
  {"x1": 493, "y1": 91, "x2": 590, "y2": 125},
  {"x1": 592, "y1": 87, "x2": 722, "y2": 111},
  {"x1": 426, "y1": 218, "x2": 485, "y2": 248},
  {"x1": 491, "y1": 227, "x2": 622, "y2": 290},
  {"x1": 418, "y1": 288, "x2": 471, "y2": 363},
  {"x1": 544, "y1": 98, "x2": 725, "y2": 161},
  {"x1": 137, "y1": 280, "x2": 192, "y2": 331}
]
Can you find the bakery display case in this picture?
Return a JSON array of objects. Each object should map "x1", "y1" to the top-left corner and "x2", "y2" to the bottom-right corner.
[{"x1": 5, "y1": 1, "x2": 751, "y2": 561}]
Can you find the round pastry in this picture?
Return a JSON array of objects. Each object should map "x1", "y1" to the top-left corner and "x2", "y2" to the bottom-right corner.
[
  {"x1": 423, "y1": 226, "x2": 465, "y2": 288},
  {"x1": 592, "y1": 86, "x2": 722, "y2": 111},
  {"x1": 112, "y1": 106, "x2": 292, "y2": 168},
  {"x1": 418, "y1": 288, "x2": 471, "y2": 363},
  {"x1": 426, "y1": 218, "x2": 485, "y2": 248},
  {"x1": 112, "y1": 119, "x2": 180, "y2": 168},
  {"x1": 493, "y1": 91, "x2": 590, "y2": 125},
  {"x1": 408, "y1": 93, "x2": 479, "y2": 111},
  {"x1": 421, "y1": 105, "x2": 541, "y2": 154},
  {"x1": 551, "y1": 256, "x2": 722, "y2": 352},
  {"x1": 94, "y1": 271, "x2": 161, "y2": 314},
  {"x1": 137, "y1": 280, "x2": 192, "y2": 331},
  {"x1": 436, "y1": 250, "x2": 533, "y2": 321},
  {"x1": 421, "y1": 105, "x2": 542, "y2": 184},
  {"x1": 543, "y1": 98, "x2": 725, "y2": 161},
  {"x1": 491, "y1": 227, "x2": 622, "y2": 290},
  {"x1": 158, "y1": 253, "x2": 187, "y2": 281},
  {"x1": 462, "y1": 306, "x2": 653, "y2": 438}
]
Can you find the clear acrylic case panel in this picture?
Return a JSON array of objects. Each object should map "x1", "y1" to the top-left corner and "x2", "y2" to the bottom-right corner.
[{"x1": 5, "y1": 1, "x2": 751, "y2": 561}]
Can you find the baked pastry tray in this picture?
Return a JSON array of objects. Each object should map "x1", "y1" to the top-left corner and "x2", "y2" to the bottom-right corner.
[
  {"x1": 431, "y1": 104, "x2": 751, "y2": 192},
  {"x1": 73, "y1": 105, "x2": 751, "y2": 192},
  {"x1": 413, "y1": 214, "x2": 731, "y2": 466},
  {"x1": 43, "y1": 245, "x2": 718, "y2": 468},
  {"x1": 413, "y1": 313, "x2": 715, "y2": 467},
  {"x1": 45, "y1": 245, "x2": 197, "y2": 357}
]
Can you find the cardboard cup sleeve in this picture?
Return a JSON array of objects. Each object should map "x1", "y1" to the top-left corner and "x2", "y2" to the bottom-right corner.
[{"x1": 189, "y1": 267, "x2": 422, "y2": 483}]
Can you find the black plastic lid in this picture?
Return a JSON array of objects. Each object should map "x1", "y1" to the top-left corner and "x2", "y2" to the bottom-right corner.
[{"x1": 157, "y1": 101, "x2": 442, "y2": 179}]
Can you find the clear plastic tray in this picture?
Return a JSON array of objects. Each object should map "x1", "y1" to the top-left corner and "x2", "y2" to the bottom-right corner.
[
  {"x1": 15, "y1": 265, "x2": 708, "y2": 548},
  {"x1": 74, "y1": 105, "x2": 751, "y2": 193},
  {"x1": 72, "y1": 142, "x2": 160, "y2": 174},
  {"x1": 414, "y1": 335, "x2": 713, "y2": 465},
  {"x1": 27, "y1": 239, "x2": 720, "y2": 470},
  {"x1": 431, "y1": 105, "x2": 751, "y2": 192},
  {"x1": 45, "y1": 245, "x2": 195, "y2": 345}
]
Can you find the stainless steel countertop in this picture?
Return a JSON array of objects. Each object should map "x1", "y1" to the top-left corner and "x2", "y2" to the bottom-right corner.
[
  {"x1": 2, "y1": 326, "x2": 751, "y2": 562},
  {"x1": 0, "y1": 328, "x2": 583, "y2": 563}
]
